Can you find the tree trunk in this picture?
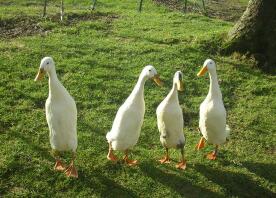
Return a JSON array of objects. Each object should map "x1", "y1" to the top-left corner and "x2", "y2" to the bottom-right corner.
[
  {"x1": 223, "y1": 0, "x2": 276, "y2": 73},
  {"x1": 43, "y1": 0, "x2": 47, "y2": 17}
]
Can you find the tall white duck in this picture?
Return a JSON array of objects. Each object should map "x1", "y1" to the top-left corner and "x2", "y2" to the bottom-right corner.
[
  {"x1": 196, "y1": 59, "x2": 230, "y2": 160},
  {"x1": 106, "y1": 65, "x2": 163, "y2": 166},
  {"x1": 156, "y1": 71, "x2": 186, "y2": 169},
  {"x1": 34, "y1": 57, "x2": 78, "y2": 177}
]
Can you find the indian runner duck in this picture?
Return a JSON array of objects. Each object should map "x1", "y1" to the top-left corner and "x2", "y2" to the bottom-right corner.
[
  {"x1": 106, "y1": 65, "x2": 163, "y2": 166},
  {"x1": 34, "y1": 57, "x2": 78, "y2": 178},
  {"x1": 196, "y1": 59, "x2": 230, "y2": 160},
  {"x1": 156, "y1": 71, "x2": 186, "y2": 169}
]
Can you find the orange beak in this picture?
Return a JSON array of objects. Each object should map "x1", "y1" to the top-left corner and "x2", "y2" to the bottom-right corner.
[
  {"x1": 152, "y1": 74, "x2": 163, "y2": 86},
  {"x1": 177, "y1": 80, "x2": 184, "y2": 91},
  {"x1": 34, "y1": 68, "x2": 45, "y2": 81},
  {"x1": 197, "y1": 66, "x2": 208, "y2": 77}
]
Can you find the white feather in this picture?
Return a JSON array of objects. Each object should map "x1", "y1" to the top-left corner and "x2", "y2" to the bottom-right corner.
[
  {"x1": 106, "y1": 66, "x2": 159, "y2": 151},
  {"x1": 39, "y1": 57, "x2": 77, "y2": 152},
  {"x1": 199, "y1": 59, "x2": 230, "y2": 145},
  {"x1": 156, "y1": 71, "x2": 185, "y2": 149}
]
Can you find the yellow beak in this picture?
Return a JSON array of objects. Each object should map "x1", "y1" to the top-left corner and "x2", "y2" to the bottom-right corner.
[
  {"x1": 152, "y1": 74, "x2": 163, "y2": 86},
  {"x1": 34, "y1": 68, "x2": 45, "y2": 81},
  {"x1": 197, "y1": 66, "x2": 208, "y2": 77},
  {"x1": 177, "y1": 80, "x2": 184, "y2": 91}
]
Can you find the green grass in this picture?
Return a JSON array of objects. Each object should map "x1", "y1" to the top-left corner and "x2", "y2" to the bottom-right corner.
[{"x1": 0, "y1": 0, "x2": 275, "y2": 197}]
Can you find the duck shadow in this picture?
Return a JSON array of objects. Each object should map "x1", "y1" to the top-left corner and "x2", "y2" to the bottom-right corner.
[
  {"x1": 74, "y1": 163, "x2": 138, "y2": 197},
  {"x1": 242, "y1": 161, "x2": 276, "y2": 184},
  {"x1": 194, "y1": 164, "x2": 275, "y2": 197},
  {"x1": 139, "y1": 162, "x2": 222, "y2": 198}
]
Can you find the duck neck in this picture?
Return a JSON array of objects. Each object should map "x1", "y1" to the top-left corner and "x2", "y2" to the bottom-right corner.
[
  {"x1": 129, "y1": 73, "x2": 147, "y2": 102},
  {"x1": 167, "y1": 83, "x2": 179, "y2": 103},
  {"x1": 207, "y1": 70, "x2": 222, "y2": 99},
  {"x1": 47, "y1": 69, "x2": 63, "y2": 98}
]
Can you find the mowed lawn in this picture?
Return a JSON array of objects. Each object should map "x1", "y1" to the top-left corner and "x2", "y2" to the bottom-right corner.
[{"x1": 0, "y1": 0, "x2": 275, "y2": 197}]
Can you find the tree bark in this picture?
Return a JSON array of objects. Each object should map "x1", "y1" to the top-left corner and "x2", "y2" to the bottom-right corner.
[{"x1": 223, "y1": 0, "x2": 276, "y2": 73}]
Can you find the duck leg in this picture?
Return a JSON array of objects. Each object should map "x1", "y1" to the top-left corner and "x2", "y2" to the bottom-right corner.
[
  {"x1": 176, "y1": 148, "x2": 186, "y2": 170},
  {"x1": 107, "y1": 142, "x2": 118, "y2": 161},
  {"x1": 159, "y1": 148, "x2": 170, "y2": 164},
  {"x1": 207, "y1": 145, "x2": 218, "y2": 160},
  {"x1": 196, "y1": 137, "x2": 205, "y2": 150},
  {"x1": 65, "y1": 152, "x2": 78, "y2": 178},
  {"x1": 53, "y1": 150, "x2": 66, "y2": 171},
  {"x1": 123, "y1": 150, "x2": 138, "y2": 166}
]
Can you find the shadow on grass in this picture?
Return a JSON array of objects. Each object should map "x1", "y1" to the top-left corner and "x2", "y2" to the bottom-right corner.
[
  {"x1": 139, "y1": 162, "x2": 222, "y2": 198},
  {"x1": 8, "y1": 130, "x2": 52, "y2": 161},
  {"x1": 194, "y1": 164, "x2": 275, "y2": 197},
  {"x1": 220, "y1": 58, "x2": 276, "y2": 76},
  {"x1": 242, "y1": 161, "x2": 276, "y2": 184},
  {"x1": 74, "y1": 164, "x2": 138, "y2": 197}
]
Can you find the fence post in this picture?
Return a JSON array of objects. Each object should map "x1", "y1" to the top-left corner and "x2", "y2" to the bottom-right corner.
[
  {"x1": 92, "y1": 0, "x2": 97, "y2": 10},
  {"x1": 138, "y1": 0, "x2": 143, "y2": 12},
  {"x1": 184, "y1": 0, "x2": 187, "y2": 12},
  {"x1": 202, "y1": 0, "x2": 206, "y2": 12},
  {"x1": 60, "y1": 0, "x2": 64, "y2": 21},
  {"x1": 43, "y1": 0, "x2": 47, "y2": 17}
]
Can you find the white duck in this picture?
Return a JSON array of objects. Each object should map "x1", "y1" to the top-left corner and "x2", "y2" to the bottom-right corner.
[
  {"x1": 34, "y1": 57, "x2": 78, "y2": 177},
  {"x1": 196, "y1": 59, "x2": 230, "y2": 160},
  {"x1": 156, "y1": 71, "x2": 186, "y2": 169},
  {"x1": 106, "y1": 65, "x2": 162, "y2": 166}
]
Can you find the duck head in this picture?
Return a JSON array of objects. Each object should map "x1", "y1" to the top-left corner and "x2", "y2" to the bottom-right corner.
[
  {"x1": 173, "y1": 71, "x2": 184, "y2": 91},
  {"x1": 34, "y1": 57, "x2": 55, "y2": 81},
  {"x1": 197, "y1": 59, "x2": 216, "y2": 77},
  {"x1": 142, "y1": 65, "x2": 163, "y2": 86}
]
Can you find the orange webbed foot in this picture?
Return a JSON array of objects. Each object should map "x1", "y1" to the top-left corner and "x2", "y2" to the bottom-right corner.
[
  {"x1": 124, "y1": 157, "x2": 138, "y2": 166},
  {"x1": 65, "y1": 163, "x2": 78, "y2": 178},
  {"x1": 54, "y1": 160, "x2": 66, "y2": 171},
  {"x1": 107, "y1": 151, "x2": 118, "y2": 162},
  {"x1": 206, "y1": 152, "x2": 217, "y2": 160},
  {"x1": 176, "y1": 160, "x2": 187, "y2": 170},
  {"x1": 158, "y1": 156, "x2": 170, "y2": 164}
]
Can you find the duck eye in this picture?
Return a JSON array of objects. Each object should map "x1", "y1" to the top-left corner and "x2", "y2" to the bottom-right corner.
[
  {"x1": 149, "y1": 69, "x2": 152, "y2": 72},
  {"x1": 178, "y1": 73, "x2": 182, "y2": 80},
  {"x1": 47, "y1": 62, "x2": 49, "y2": 65}
]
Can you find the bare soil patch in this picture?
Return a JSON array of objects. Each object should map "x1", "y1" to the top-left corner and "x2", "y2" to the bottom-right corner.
[
  {"x1": 154, "y1": 0, "x2": 247, "y2": 22},
  {"x1": 0, "y1": 12, "x2": 118, "y2": 39}
]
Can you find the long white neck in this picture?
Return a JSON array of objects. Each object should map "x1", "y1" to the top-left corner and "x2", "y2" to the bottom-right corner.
[
  {"x1": 127, "y1": 73, "x2": 147, "y2": 103},
  {"x1": 207, "y1": 70, "x2": 222, "y2": 100},
  {"x1": 166, "y1": 83, "x2": 179, "y2": 104},
  {"x1": 47, "y1": 68, "x2": 66, "y2": 99}
]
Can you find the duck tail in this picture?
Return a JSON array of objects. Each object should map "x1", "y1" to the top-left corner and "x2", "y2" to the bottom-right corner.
[{"x1": 106, "y1": 131, "x2": 112, "y2": 143}]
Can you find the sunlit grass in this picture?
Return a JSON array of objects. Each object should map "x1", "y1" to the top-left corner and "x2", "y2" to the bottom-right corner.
[{"x1": 0, "y1": 0, "x2": 275, "y2": 197}]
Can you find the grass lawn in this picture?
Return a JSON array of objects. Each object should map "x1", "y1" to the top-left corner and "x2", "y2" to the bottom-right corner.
[{"x1": 0, "y1": 0, "x2": 275, "y2": 197}]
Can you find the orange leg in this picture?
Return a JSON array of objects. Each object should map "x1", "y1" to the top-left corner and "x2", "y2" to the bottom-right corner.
[
  {"x1": 159, "y1": 148, "x2": 170, "y2": 164},
  {"x1": 54, "y1": 159, "x2": 66, "y2": 171},
  {"x1": 207, "y1": 145, "x2": 218, "y2": 160},
  {"x1": 107, "y1": 142, "x2": 118, "y2": 161},
  {"x1": 65, "y1": 152, "x2": 78, "y2": 178},
  {"x1": 123, "y1": 150, "x2": 138, "y2": 166},
  {"x1": 176, "y1": 148, "x2": 186, "y2": 170},
  {"x1": 196, "y1": 137, "x2": 205, "y2": 150}
]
